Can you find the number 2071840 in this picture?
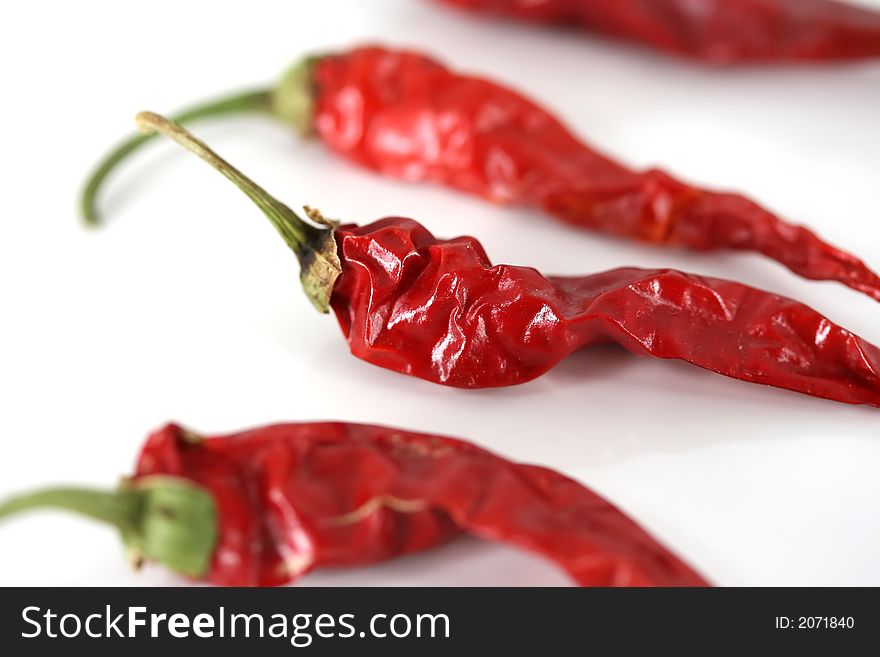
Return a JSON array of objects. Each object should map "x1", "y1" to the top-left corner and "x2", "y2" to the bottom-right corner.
[{"x1": 775, "y1": 617, "x2": 854, "y2": 630}]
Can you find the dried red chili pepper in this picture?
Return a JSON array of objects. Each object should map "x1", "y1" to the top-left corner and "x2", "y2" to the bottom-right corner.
[
  {"x1": 0, "y1": 421, "x2": 709, "y2": 586},
  {"x1": 434, "y1": 0, "x2": 880, "y2": 64},
  {"x1": 82, "y1": 46, "x2": 880, "y2": 303},
  {"x1": 99, "y1": 112, "x2": 880, "y2": 408}
]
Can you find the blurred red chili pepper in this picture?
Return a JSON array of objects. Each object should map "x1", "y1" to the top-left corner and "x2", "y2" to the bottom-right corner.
[
  {"x1": 99, "y1": 113, "x2": 880, "y2": 408},
  {"x1": 0, "y1": 421, "x2": 709, "y2": 586},
  {"x1": 434, "y1": 0, "x2": 880, "y2": 64},
  {"x1": 82, "y1": 46, "x2": 880, "y2": 303}
]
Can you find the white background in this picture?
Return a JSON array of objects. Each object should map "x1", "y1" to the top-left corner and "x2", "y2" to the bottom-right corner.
[{"x1": 1, "y1": 0, "x2": 880, "y2": 586}]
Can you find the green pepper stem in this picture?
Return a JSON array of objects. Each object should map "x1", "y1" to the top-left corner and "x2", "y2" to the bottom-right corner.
[
  {"x1": 134, "y1": 111, "x2": 341, "y2": 312},
  {"x1": 0, "y1": 477, "x2": 219, "y2": 579},
  {"x1": 0, "y1": 486, "x2": 139, "y2": 533},
  {"x1": 136, "y1": 110, "x2": 318, "y2": 253},
  {"x1": 81, "y1": 89, "x2": 273, "y2": 226}
]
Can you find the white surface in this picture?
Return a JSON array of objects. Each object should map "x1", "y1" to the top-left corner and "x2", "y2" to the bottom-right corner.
[{"x1": 1, "y1": 0, "x2": 880, "y2": 587}]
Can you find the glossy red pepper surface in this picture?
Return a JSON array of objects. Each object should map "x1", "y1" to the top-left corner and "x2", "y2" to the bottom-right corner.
[
  {"x1": 434, "y1": 0, "x2": 880, "y2": 63},
  {"x1": 310, "y1": 46, "x2": 880, "y2": 302},
  {"x1": 331, "y1": 216, "x2": 880, "y2": 403},
  {"x1": 136, "y1": 422, "x2": 708, "y2": 586},
  {"x1": 106, "y1": 113, "x2": 880, "y2": 407}
]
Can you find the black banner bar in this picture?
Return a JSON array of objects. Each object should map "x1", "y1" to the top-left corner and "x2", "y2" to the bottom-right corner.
[{"x1": 1, "y1": 587, "x2": 875, "y2": 653}]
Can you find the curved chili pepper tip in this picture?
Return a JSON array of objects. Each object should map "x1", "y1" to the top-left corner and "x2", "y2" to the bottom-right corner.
[
  {"x1": 0, "y1": 476, "x2": 217, "y2": 578},
  {"x1": 134, "y1": 111, "x2": 342, "y2": 313},
  {"x1": 81, "y1": 89, "x2": 273, "y2": 226}
]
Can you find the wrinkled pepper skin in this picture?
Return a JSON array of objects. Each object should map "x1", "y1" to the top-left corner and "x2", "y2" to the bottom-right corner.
[
  {"x1": 434, "y1": 0, "x2": 880, "y2": 63},
  {"x1": 136, "y1": 422, "x2": 708, "y2": 587},
  {"x1": 98, "y1": 112, "x2": 880, "y2": 407},
  {"x1": 311, "y1": 47, "x2": 880, "y2": 301},
  {"x1": 331, "y1": 217, "x2": 880, "y2": 404}
]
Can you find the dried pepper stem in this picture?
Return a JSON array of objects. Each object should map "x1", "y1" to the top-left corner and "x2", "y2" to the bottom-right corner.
[
  {"x1": 0, "y1": 476, "x2": 217, "y2": 577},
  {"x1": 82, "y1": 68, "x2": 315, "y2": 227},
  {"x1": 0, "y1": 487, "x2": 139, "y2": 529},
  {"x1": 134, "y1": 111, "x2": 341, "y2": 312},
  {"x1": 82, "y1": 90, "x2": 273, "y2": 226}
]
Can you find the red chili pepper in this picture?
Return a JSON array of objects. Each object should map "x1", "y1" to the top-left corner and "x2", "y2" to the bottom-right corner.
[
  {"x1": 0, "y1": 421, "x2": 709, "y2": 586},
  {"x1": 98, "y1": 113, "x2": 880, "y2": 408},
  {"x1": 81, "y1": 46, "x2": 880, "y2": 303},
  {"x1": 434, "y1": 0, "x2": 880, "y2": 64}
]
